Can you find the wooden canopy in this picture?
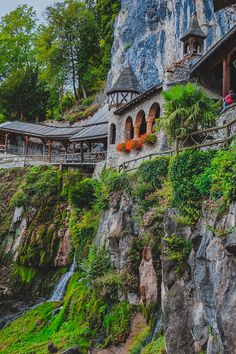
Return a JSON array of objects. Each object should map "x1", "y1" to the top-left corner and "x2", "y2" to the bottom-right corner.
[
  {"x1": 191, "y1": 26, "x2": 236, "y2": 97},
  {"x1": 213, "y1": 0, "x2": 236, "y2": 11}
]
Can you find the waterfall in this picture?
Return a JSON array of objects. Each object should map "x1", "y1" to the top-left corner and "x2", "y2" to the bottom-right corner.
[
  {"x1": 151, "y1": 311, "x2": 163, "y2": 341},
  {"x1": 49, "y1": 253, "x2": 77, "y2": 302},
  {"x1": 0, "y1": 255, "x2": 76, "y2": 329}
]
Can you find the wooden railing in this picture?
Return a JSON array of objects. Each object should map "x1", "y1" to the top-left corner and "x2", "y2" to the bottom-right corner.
[
  {"x1": 176, "y1": 116, "x2": 236, "y2": 153},
  {"x1": 0, "y1": 151, "x2": 107, "y2": 166},
  {"x1": 51, "y1": 151, "x2": 107, "y2": 164},
  {"x1": 119, "y1": 149, "x2": 175, "y2": 172},
  {"x1": 119, "y1": 116, "x2": 236, "y2": 172}
]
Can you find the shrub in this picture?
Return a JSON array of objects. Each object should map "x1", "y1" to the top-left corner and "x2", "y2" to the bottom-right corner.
[
  {"x1": 138, "y1": 157, "x2": 170, "y2": 188},
  {"x1": 94, "y1": 270, "x2": 121, "y2": 301},
  {"x1": 70, "y1": 209, "x2": 99, "y2": 262},
  {"x1": 94, "y1": 169, "x2": 131, "y2": 210},
  {"x1": 11, "y1": 166, "x2": 61, "y2": 208},
  {"x1": 69, "y1": 178, "x2": 96, "y2": 209},
  {"x1": 194, "y1": 148, "x2": 236, "y2": 204},
  {"x1": 140, "y1": 134, "x2": 157, "y2": 145},
  {"x1": 169, "y1": 150, "x2": 214, "y2": 220},
  {"x1": 103, "y1": 302, "x2": 134, "y2": 346},
  {"x1": 163, "y1": 233, "x2": 192, "y2": 272},
  {"x1": 134, "y1": 183, "x2": 156, "y2": 208},
  {"x1": 141, "y1": 336, "x2": 166, "y2": 354},
  {"x1": 80, "y1": 245, "x2": 111, "y2": 280}
]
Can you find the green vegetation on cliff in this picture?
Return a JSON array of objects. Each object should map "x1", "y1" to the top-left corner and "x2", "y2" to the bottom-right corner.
[{"x1": 0, "y1": 145, "x2": 235, "y2": 353}]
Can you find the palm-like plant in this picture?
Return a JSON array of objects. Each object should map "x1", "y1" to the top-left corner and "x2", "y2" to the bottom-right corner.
[{"x1": 159, "y1": 83, "x2": 221, "y2": 141}]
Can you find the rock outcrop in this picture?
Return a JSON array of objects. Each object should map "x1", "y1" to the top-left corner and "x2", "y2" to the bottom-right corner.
[
  {"x1": 109, "y1": 0, "x2": 236, "y2": 90},
  {"x1": 139, "y1": 246, "x2": 158, "y2": 305},
  {"x1": 162, "y1": 203, "x2": 236, "y2": 354}
]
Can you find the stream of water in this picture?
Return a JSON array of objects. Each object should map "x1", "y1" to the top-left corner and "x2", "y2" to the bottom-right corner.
[
  {"x1": 0, "y1": 254, "x2": 77, "y2": 329},
  {"x1": 49, "y1": 253, "x2": 77, "y2": 302}
]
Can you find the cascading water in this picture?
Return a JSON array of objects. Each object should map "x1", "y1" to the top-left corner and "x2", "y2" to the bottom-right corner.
[
  {"x1": 1, "y1": 254, "x2": 76, "y2": 329},
  {"x1": 49, "y1": 253, "x2": 77, "y2": 302},
  {"x1": 151, "y1": 311, "x2": 163, "y2": 341}
]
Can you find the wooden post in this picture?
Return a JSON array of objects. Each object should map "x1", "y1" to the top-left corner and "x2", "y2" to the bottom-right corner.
[
  {"x1": 48, "y1": 140, "x2": 52, "y2": 162},
  {"x1": 222, "y1": 55, "x2": 230, "y2": 97},
  {"x1": 24, "y1": 136, "x2": 29, "y2": 156},
  {"x1": 80, "y1": 142, "x2": 84, "y2": 163},
  {"x1": 4, "y1": 133, "x2": 9, "y2": 154}
]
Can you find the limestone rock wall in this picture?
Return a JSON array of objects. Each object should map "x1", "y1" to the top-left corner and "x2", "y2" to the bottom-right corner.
[
  {"x1": 95, "y1": 188, "x2": 236, "y2": 353},
  {"x1": 109, "y1": 0, "x2": 236, "y2": 90},
  {"x1": 162, "y1": 204, "x2": 236, "y2": 354}
]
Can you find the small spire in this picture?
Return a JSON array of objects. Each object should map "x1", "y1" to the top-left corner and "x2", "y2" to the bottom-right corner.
[{"x1": 180, "y1": 11, "x2": 207, "y2": 42}]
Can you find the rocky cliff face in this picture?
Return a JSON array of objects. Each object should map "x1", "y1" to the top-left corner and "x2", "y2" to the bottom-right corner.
[
  {"x1": 95, "y1": 195, "x2": 236, "y2": 353},
  {"x1": 162, "y1": 204, "x2": 236, "y2": 354},
  {"x1": 109, "y1": 0, "x2": 236, "y2": 90}
]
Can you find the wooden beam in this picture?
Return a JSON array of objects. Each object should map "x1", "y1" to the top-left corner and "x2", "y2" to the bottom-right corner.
[
  {"x1": 80, "y1": 142, "x2": 84, "y2": 162},
  {"x1": 4, "y1": 132, "x2": 9, "y2": 154},
  {"x1": 222, "y1": 55, "x2": 231, "y2": 96},
  {"x1": 24, "y1": 136, "x2": 29, "y2": 156},
  {"x1": 48, "y1": 140, "x2": 52, "y2": 162}
]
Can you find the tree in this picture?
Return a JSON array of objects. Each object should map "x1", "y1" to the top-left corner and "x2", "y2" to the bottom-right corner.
[
  {"x1": 96, "y1": 0, "x2": 121, "y2": 77},
  {"x1": 159, "y1": 83, "x2": 221, "y2": 141},
  {"x1": 38, "y1": 0, "x2": 99, "y2": 100},
  {"x1": 0, "y1": 5, "x2": 37, "y2": 80},
  {"x1": 0, "y1": 67, "x2": 50, "y2": 122}
]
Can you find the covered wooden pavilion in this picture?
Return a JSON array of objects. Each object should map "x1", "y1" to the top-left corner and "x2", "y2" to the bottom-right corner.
[{"x1": 0, "y1": 105, "x2": 109, "y2": 163}]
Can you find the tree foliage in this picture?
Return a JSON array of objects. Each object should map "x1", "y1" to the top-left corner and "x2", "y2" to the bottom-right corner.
[
  {"x1": 0, "y1": 0, "x2": 121, "y2": 121},
  {"x1": 159, "y1": 83, "x2": 221, "y2": 140}
]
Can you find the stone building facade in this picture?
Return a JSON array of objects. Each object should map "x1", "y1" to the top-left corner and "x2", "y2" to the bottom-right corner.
[{"x1": 106, "y1": 13, "x2": 236, "y2": 170}]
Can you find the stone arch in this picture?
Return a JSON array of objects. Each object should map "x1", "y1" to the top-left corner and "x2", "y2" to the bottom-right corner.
[
  {"x1": 110, "y1": 123, "x2": 116, "y2": 145},
  {"x1": 147, "y1": 103, "x2": 160, "y2": 134},
  {"x1": 134, "y1": 110, "x2": 147, "y2": 138},
  {"x1": 124, "y1": 116, "x2": 134, "y2": 140}
]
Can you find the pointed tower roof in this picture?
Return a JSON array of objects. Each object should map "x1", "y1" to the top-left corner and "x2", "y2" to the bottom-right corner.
[
  {"x1": 180, "y1": 12, "x2": 207, "y2": 42},
  {"x1": 107, "y1": 66, "x2": 142, "y2": 94}
]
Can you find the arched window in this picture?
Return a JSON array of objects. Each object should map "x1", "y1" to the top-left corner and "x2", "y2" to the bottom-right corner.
[
  {"x1": 147, "y1": 103, "x2": 160, "y2": 134},
  {"x1": 184, "y1": 42, "x2": 190, "y2": 55},
  {"x1": 110, "y1": 123, "x2": 116, "y2": 145},
  {"x1": 135, "y1": 111, "x2": 147, "y2": 138},
  {"x1": 125, "y1": 117, "x2": 134, "y2": 140},
  {"x1": 193, "y1": 41, "x2": 201, "y2": 54}
]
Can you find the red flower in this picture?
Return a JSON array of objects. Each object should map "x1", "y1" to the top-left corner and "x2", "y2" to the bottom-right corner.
[
  {"x1": 117, "y1": 142, "x2": 126, "y2": 152},
  {"x1": 132, "y1": 138, "x2": 143, "y2": 151},
  {"x1": 125, "y1": 140, "x2": 133, "y2": 152}
]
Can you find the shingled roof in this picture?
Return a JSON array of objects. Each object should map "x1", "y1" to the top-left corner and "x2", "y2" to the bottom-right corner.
[
  {"x1": 107, "y1": 66, "x2": 142, "y2": 94},
  {"x1": 0, "y1": 106, "x2": 109, "y2": 143},
  {"x1": 181, "y1": 12, "x2": 207, "y2": 42}
]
